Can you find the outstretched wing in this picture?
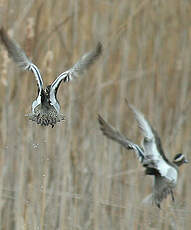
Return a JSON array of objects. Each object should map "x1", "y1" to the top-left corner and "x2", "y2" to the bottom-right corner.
[
  {"x1": 128, "y1": 103, "x2": 166, "y2": 157},
  {"x1": 98, "y1": 115, "x2": 144, "y2": 163},
  {"x1": 127, "y1": 103, "x2": 177, "y2": 181},
  {"x1": 50, "y1": 42, "x2": 102, "y2": 93},
  {"x1": 0, "y1": 27, "x2": 43, "y2": 90}
]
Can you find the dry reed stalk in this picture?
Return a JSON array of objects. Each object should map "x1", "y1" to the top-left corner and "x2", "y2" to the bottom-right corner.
[
  {"x1": 24, "y1": 17, "x2": 35, "y2": 58},
  {"x1": 0, "y1": 0, "x2": 190, "y2": 229},
  {"x1": 1, "y1": 50, "x2": 9, "y2": 87},
  {"x1": 42, "y1": 50, "x2": 54, "y2": 82}
]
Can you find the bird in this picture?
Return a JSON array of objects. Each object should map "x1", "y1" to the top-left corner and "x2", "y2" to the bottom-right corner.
[
  {"x1": 0, "y1": 27, "x2": 102, "y2": 127},
  {"x1": 98, "y1": 103, "x2": 188, "y2": 208}
]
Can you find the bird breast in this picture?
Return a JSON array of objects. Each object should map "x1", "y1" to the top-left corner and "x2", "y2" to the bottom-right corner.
[{"x1": 166, "y1": 167, "x2": 178, "y2": 185}]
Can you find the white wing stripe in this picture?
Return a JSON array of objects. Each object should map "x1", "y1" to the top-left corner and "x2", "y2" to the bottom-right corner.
[
  {"x1": 29, "y1": 64, "x2": 43, "y2": 89},
  {"x1": 129, "y1": 143, "x2": 145, "y2": 163},
  {"x1": 51, "y1": 72, "x2": 68, "y2": 89}
]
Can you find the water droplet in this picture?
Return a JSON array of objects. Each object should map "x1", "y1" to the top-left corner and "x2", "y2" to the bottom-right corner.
[{"x1": 32, "y1": 143, "x2": 39, "y2": 150}]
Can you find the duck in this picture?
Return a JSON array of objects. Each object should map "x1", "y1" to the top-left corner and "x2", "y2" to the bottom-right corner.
[
  {"x1": 0, "y1": 27, "x2": 102, "y2": 127},
  {"x1": 98, "y1": 103, "x2": 188, "y2": 208}
]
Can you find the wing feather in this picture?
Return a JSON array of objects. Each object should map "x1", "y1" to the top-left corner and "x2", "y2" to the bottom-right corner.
[
  {"x1": 51, "y1": 42, "x2": 102, "y2": 91},
  {"x1": 98, "y1": 115, "x2": 144, "y2": 163},
  {"x1": 128, "y1": 103, "x2": 154, "y2": 140},
  {"x1": 127, "y1": 102, "x2": 177, "y2": 182},
  {"x1": 0, "y1": 27, "x2": 43, "y2": 90},
  {"x1": 153, "y1": 176, "x2": 175, "y2": 208}
]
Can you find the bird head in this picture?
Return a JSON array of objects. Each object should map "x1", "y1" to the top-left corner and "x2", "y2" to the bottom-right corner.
[{"x1": 173, "y1": 153, "x2": 189, "y2": 167}]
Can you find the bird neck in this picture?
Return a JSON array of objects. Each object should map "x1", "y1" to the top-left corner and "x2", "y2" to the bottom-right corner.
[
  {"x1": 173, "y1": 161, "x2": 183, "y2": 167},
  {"x1": 41, "y1": 89, "x2": 50, "y2": 104}
]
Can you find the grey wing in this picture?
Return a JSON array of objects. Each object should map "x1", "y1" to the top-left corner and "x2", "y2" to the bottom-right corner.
[
  {"x1": 127, "y1": 103, "x2": 174, "y2": 178},
  {"x1": 98, "y1": 115, "x2": 144, "y2": 163},
  {"x1": 0, "y1": 28, "x2": 43, "y2": 90},
  {"x1": 50, "y1": 42, "x2": 102, "y2": 92},
  {"x1": 128, "y1": 103, "x2": 155, "y2": 140},
  {"x1": 128, "y1": 102, "x2": 171, "y2": 161}
]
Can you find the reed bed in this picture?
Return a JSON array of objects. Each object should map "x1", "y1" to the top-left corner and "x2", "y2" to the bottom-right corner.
[{"x1": 0, "y1": 0, "x2": 191, "y2": 229}]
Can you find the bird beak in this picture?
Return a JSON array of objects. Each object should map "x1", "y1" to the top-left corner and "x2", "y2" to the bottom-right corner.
[{"x1": 184, "y1": 159, "x2": 189, "y2": 163}]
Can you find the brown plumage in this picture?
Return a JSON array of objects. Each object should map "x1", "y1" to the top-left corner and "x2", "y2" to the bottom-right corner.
[{"x1": 0, "y1": 27, "x2": 102, "y2": 127}]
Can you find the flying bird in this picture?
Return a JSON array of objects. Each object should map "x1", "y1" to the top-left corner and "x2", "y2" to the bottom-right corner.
[
  {"x1": 0, "y1": 27, "x2": 102, "y2": 127},
  {"x1": 98, "y1": 104, "x2": 188, "y2": 208}
]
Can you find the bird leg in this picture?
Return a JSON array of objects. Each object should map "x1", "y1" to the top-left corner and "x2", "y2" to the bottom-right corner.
[{"x1": 171, "y1": 191, "x2": 175, "y2": 202}]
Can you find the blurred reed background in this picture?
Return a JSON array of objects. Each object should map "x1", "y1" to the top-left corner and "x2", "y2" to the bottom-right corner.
[{"x1": 0, "y1": 0, "x2": 191, "y2": 229}]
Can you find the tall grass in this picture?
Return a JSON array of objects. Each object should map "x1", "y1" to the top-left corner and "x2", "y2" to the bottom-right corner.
[{"x1": 0, "y1": 0, "x2": 191, "y2": 229}]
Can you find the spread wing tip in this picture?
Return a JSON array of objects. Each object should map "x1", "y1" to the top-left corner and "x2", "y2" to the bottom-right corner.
[
  {"x1": 125, "y1": 99, "x2": 155, "y2": 140},
  {"x1": 98, "y1": 114, "x2": 105, "y2": 125},
  {"x1": 0, "y1": 27, "x2": 43, "y2": 89},
  {"x1": 0, "y1": 27, "x2": 9, "y2": 46},
  {"x1": 98, "y1": 114, "x2": 122, "y2": 142},
  {"x1": 98, "y1": 114, "x2": 145, "y2": 162},
  {"x1": 125, "y1": 99, "x2": 137, "y2": 114},
  {"x1": 98, "y1": 114, "x2": 111, "y2": 137},
  {"x1": 60, "y1": 42, "x2": 103, "y2": 83}
]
